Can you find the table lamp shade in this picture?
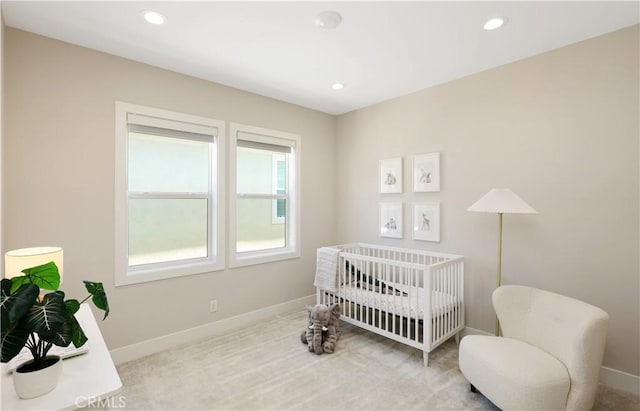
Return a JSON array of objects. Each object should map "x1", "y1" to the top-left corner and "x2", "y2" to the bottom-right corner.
[
  {"x1": 4, "y1": 246, "x2": 64, "y2": 282},
  {"x1": 468, "y1": 188, "x2": 537, "y2": 214}
]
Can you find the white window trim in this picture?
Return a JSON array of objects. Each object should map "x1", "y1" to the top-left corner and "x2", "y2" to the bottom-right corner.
[
  {"x1": 229, "y1": 123, "x2": 301, "y2": 268},
  {"x1": 115, "y1": 101, "x2": 225, "y2": 286}
]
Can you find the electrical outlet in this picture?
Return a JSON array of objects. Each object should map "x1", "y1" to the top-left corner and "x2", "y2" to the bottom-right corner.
[{"x1": 209, "y1": 299, "x2": 218, "y2": 313}]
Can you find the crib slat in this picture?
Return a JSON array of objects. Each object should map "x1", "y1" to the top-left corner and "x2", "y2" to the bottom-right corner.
[
  {"x1": 436, "y1": 270, "x2": 441, "y2": 342},
  {"x1": 456, "y1": 264, "x2": 460, "y2": 329},
  {"x1": 448, "y1": 265, "x2": 452, "y2": 332},
  {"x1": 414, "y1": 268, "x2": 419, "y2": 343},
  {"x1": 438, "y1": 268, "x2": 442, "y2": 339}
]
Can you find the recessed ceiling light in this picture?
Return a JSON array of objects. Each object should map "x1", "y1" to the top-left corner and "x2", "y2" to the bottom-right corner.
[
  {"x1": 332, "y1": 83, "x2": 345, "y2": 90},
  {"x1": 143, "y1": 11, "x2": 166, "y2": 25},
  {"x1": 484, "y1": 17, "x2": 506, "y2": 31},
  {"x1": 315, "y1": 11, "x2": 342, "y2": 29}
]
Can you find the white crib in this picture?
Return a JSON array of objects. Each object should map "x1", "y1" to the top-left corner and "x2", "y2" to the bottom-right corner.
[{"x1": 315, "y1": 243, "x2": 464, "y2": 366}]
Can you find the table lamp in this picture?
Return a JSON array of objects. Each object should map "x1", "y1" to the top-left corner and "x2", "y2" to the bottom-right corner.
[
  {"x1": 4, "y1": 246, "x2": 64, "y2": 283},
  {"x1": 468, "y1": 189, "x2": 536, "y2": 335}
]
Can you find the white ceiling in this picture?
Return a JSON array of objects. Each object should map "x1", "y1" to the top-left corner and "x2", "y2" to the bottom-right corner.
[{"x1": 2, "y1": 1, "x2": 638, "y2": 115}]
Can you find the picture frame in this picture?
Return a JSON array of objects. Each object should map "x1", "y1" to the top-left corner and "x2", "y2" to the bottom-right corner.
[
  {"x1": 379, "y1": 157, "x2": 402, "y2": 194},
  {"x1": 412, "y1": 202, "x2": 440, "y2": 242},
  {"x1": 412, "y1": 152, "x2": 440, "y2": 192},
  {"x1": 379, "y1": 202, "x2": 403, "y2": 239}
]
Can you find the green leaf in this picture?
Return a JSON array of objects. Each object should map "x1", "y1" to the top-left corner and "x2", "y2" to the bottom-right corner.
[
  {"x1": 70, "y1": 315, "x2": 88, "y2": 348},
  {"x1": 23, "y1": 292, "x2": 66, "y2": 336},
  {"x1": 1, "y1": 279, "x2": 10, "y2": 294},
  {"x1": 1, "y1": 281, "x2": 39, "y2": 333},
  {"x1": 10, "y1": 262, "x2": 61, "y2": 293},
  {"x1": 0, "y1": 328, "x2": 29, "y2": 363},
  {"x1": 65, "y1": 299, "x2": 80, "y2": 315},
  {"x1": 42, "y1": 299, "x2": 84, "y2": 348},
  {"x1": 9, "y1": 276, "x2": 28, "y2": 294},
  {"x1": 0, "y1": 280, "x2": 10, "y2": 332},
  {"x1": 83, "y1": 281, "x2": 109, "y2": 320},
  {"x1": 40, "y1": 318, "x2": 73, "y2": 348}
]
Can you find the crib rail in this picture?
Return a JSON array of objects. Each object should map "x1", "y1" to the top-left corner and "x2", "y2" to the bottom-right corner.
[
  {"x1": 339, "y1": 242, "x2": 461, "y2": 264},
  {"x1": 316, "y1": 243, "x2": 464, "y2": 366}
]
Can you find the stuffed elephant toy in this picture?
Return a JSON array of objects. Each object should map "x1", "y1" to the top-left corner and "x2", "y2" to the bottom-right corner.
[
  {"x1": 322, "y1": 303, "x2": 341, "y2": 353},
  {"x1": 300, "y1": 303, "x2": 340, "y2": 354}
]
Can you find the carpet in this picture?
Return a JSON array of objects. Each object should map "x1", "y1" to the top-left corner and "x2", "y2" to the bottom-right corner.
[{"x1": 114, "y1": 310, "x2": 639, "y2": 410}]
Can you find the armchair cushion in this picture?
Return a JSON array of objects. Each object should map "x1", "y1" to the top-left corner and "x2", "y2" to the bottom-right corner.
[{"x1": 459, "y1": 335, "x2": 570, "y2": 410}]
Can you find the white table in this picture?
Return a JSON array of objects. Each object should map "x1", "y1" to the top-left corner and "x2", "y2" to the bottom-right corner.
[{"x1": 1, "y1": 304, "x2": 122, "y2": 410}]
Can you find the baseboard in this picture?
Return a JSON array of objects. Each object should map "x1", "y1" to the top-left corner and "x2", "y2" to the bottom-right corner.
[
  {"x1": 600, "y1": 366, "x2": 640, "y2": 396},
  {"x1": 110, "y1": 294, "x2": 315, "y2": 365},
  {"x1": 461, "y1": 326, "x2": 640, "y2": 396},
  {"x1": 460, "y1": 326, "x2": 492, "y2": 337}
]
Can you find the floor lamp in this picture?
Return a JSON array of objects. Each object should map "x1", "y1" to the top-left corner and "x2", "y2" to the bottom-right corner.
[{"x1": 468, "y1": 188, "x2": 537, "y2": 336}]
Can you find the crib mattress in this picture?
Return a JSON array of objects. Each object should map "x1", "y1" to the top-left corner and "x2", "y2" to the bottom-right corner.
[{"x1": 332, "y1": 285, "x2": 459, "y2": 320}]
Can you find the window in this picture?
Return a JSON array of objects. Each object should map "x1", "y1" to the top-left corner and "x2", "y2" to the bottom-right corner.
[
  {"x1": 115, "y1": 102, "x2": 225, "y2": 285},
  {"x1": 229, "y1": 123, "x2": 301, "y2": 267}
]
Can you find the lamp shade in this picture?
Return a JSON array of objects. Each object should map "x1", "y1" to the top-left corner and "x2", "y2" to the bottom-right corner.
[
  {"x1": 4, "y1": 247, "x2": 64, "y2": 281},
  {"x1": 467, "y1": 188, "x2": 537, "y2": 214}
]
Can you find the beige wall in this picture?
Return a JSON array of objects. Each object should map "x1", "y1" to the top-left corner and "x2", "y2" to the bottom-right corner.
[
  {"x1": 3, "y1": 29, "x2": 336, "y2": 349},
  {"x1": 336, "y1": 25, "x2": 639, "y2": 375}
]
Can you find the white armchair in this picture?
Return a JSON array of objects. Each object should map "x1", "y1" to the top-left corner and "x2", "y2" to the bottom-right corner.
[{"x1": 459, "y1": 285, "x2": 609, "y2": 411}]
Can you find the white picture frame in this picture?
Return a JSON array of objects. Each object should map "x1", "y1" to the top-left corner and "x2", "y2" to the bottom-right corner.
[
  {"x1": 379, "y1": 157, "x2": 402, "y2": 194},
  {"x1": 412, "y1": 202, "x2": 440, "y2": 242},
  {"x1": 412, "y1": 152, "x2": 440, "y2": 192},
  {"x1": 379, "y1": 202, "x2": 403, "y2": 239}
]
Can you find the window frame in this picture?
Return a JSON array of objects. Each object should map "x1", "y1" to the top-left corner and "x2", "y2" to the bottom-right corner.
[
  {"x1": 229, "y1": 123, "x2": 301, "y2": 268},
  {"x1": 115, "y1": 101, "x2": 225, "y2": 286}
]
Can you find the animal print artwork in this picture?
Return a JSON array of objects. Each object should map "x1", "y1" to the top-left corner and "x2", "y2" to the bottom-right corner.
[
  {"x1": 420, "y1": 213, "x2": 431, "y2": 231},
  {"x1": 413, "y1": 203, "x2": 439, "y2": 242},
  {"x1": 384, "y1": 173, "x2": 397, "y2": 185},
  {"x1": 419, "y1": 168, "x2": 432, "y2": 184},
  {"x1": 413, "y1": 153, "x2": 439, "y2": 193},
  {"x1": 380, "y1": 158, "x2": 402, "y2": 194},
  {"x1": 385, "y1": 218, "x2": 397, "y2": 230},
  {"x1": 380, "y1": 202, "x2": 402, "y2": 238}
]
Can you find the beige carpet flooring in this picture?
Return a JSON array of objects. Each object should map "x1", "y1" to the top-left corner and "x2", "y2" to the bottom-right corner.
[{"x1": 113, "y1": 310, "x2": 639, "y2": 410}]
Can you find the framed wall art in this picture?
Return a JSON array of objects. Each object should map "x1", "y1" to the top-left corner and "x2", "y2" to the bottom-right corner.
[
  {"x1": 412, "y1": 202, "x2": 440, "y2": 242},
  {"x1": 379, "y1": 202, "x2": 403, "y2": 239},
  {"x1": 412, "y1": 152, "x2": 440, "y2": 192},
  {"x1": 379, "y1": 157, "x2": 402, "y2": 194}
]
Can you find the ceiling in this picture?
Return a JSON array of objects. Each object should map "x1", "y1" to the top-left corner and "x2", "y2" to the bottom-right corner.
[{"x1": 2, "y1": 1, "x2": 638, "y2": 115}]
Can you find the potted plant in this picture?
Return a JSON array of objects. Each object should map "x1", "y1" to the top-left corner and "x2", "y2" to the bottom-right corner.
[{"x1": 1, "y1": 261, "x2": 109, "y2": 399}]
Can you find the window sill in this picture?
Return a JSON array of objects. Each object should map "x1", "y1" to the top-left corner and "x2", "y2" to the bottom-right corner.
[
  {"x1": 229, "y1": 248, "x2": 300, "y2": 268},
  {"x1": 115, "y1": 259, "x2": 224, "y2": 286}
]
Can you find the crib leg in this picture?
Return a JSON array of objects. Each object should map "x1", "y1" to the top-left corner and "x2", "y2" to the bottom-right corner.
[
  {"x1": 423, "y1": 351, "x2": 429, "y2": 367},
  {"x1": 455, "y1": 332, "x2": 460, "y2": 345}
]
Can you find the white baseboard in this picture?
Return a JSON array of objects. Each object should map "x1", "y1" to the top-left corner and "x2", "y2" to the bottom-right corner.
[
  {"x1": 600, "y1": 366, "x2": 640, "y2": 396},
  {"x1": 110, "y1": 294, "x2": 315, "y2": 365},
  {"x1": 460, "y1": 326, "x2": 639, "y2": 396},
  {"x1": 460, "y1": 326, "x2": 492, "y2": 337}
]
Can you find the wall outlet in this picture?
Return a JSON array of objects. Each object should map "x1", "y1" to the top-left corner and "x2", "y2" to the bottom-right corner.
[{"x1": 209, "y1": 299, "x2": 218, "y2": 313}]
